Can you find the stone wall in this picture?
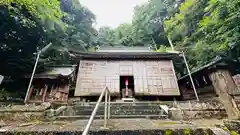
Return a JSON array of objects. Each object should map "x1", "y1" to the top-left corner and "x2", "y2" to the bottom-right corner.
[
  {"x1": 170, "y1": 100, "x2": 228, "y2": 120},
  {"x1": 0, "y1": 112, "x2": 43, "y2": 121},
  {"x1": 0, "y1": 103, "x2": 51, "y2": 121}
]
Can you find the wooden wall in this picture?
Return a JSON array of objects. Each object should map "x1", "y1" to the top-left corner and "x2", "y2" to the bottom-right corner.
[{"x1": 74, "y1": 60, "x2": 180, "y2": 96}]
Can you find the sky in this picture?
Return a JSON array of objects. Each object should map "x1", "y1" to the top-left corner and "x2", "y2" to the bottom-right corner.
[{"x1": 79, "y1": 0, "x2": 148, "y2": 28}]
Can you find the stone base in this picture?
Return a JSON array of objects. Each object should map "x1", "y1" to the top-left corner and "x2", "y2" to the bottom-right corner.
[
  {"x1": 122, "y1": 98, "x2": 135, "y2": 102},
  {"x1": 168, "y1": 108, "x2": 183, "y2": 121}
]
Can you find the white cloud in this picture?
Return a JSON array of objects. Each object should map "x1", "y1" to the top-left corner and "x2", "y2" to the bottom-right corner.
[{"x1": 79, "y1": 0, "x2": 148, "y2": 28}]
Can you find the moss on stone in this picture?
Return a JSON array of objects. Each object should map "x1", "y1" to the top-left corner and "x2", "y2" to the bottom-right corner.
[
  {"x1": 230, "y1": 131, "x2": 240, "y2": 135},
  {"x1": 222, "y1": 126, "x2": 240, "y2": 135},
  {"x1": 154, "y1": 121, "x2": 178, "y2": 126},
  {"x1": 202, "y1": 129, "x2": 209, "y2": 135},
  {"x1": 183, "y1": 128, "x2": 191, "y2": 135},
  {"x1": 165, "y1": 129, "x2": 173, "y2": 135}
]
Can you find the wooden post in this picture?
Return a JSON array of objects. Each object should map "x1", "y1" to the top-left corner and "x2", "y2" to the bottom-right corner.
[
  {"x1": 42, "y1": 85, "x2": 48, "y2": 102},
  {"x1": 209, "y1": 69, "x2": 240, "y2": 119},
  {"x1": 64, "y1": 84, "x2": 70, "y2": 102}
]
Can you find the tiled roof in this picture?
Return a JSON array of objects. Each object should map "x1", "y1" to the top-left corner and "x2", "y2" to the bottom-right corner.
[
  {"x1": 41, "y1": 67, "x2": 75, "y2": 76},
  {"x1": 178, "y1": 56, "x2": 236, "y2": 81},
  {"x1": 26, "y1": 66, "x2": 76, "y2": 79},
  {"x1": 97, "y1": 46, "x2": 151, "y2": 52},
  {"x1": 74, "y1": 51, "x2": 179, "y2": 59}
]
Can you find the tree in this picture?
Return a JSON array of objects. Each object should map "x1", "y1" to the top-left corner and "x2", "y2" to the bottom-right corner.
[
  {"x1": 0, "y1": 0, "x2": 64, "y2": 78},
  {"x1": 0, "y1": 0, "x2": 99, "y2": 98},
  {"x1": 97, "y1": 26, "x2": 116, "y2": 46},
  {"x1": 131, "y1": 0, "x2": 177, "y2": 48},
  {"x1": 0, "y1": 0, "x2": 98, "y2": 77},
  {"x1": 97, "y1": 0, "x2": 178, "y2": 48},
  {"x1": 39, "y1": 0, "x2": 98, "y2": 65},
  {"x1": 164, "y1": 0, "x2": 240, "y2": 72}
]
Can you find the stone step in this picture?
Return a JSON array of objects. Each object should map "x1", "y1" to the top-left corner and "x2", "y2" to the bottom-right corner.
[
  {"x1": 71, "y1": 105, "x2": 164, "y2": 111},
  {"x1": 62, "y1": 109, "x2": 165, "y2": 116},
  {"x1": 73, "y1": 108, "x2": 164, "y2": 112},
  {"x1": 56, "y1": 115, "x2": 168, "y2": 120},
  {"x1": 72, "y1": 102, "x2": 173, "y2": 106},
  {"x1": 60, "y1": 105, "x2": 166, "y2": 116},
  {"x1": 73, "y1": 104, "x2": 164, "y2": 107},
  {"x1": 71, "y1": 106, "x2": 163, "y2": 111}
]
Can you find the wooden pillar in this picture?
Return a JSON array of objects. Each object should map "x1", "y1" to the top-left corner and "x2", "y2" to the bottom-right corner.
[
  {"x1": 42, "y1": 85, "x2": 48, "y2": 102},
  {"x1": 209, "y1": 69, "x2": 240, "y2": 119},
  {"x1": 64, "y1": 84, "x2": 70, "y2": 102},
  {"x1": 179, "y1": 85, "x2": 187, "y2": 100}
]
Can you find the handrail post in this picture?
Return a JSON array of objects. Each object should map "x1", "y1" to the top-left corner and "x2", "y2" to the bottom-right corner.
[
  {"x1": 82, "y1": 87, "x2": 111, "y2": 135},
  {"x1": 82, "y1": 87, "x2": 107, "y2": 135},
  {"x1": 108, "y1": 92, "x2": 111, "y2": 119},
  {"x1": 104, "y1": 89, "x2": 108, "y2": 128}
]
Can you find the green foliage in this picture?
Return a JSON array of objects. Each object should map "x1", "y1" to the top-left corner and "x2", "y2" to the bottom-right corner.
[
  {"x1": 0, "y1": 0, "x2": 98, "y2": 99},
  {"x1": 2, "y1": 0, "x2": 240, "y2": 91},
  {"x1": 0, "y1": 89, "x2": 9, "y2": 99},
  {"x1": 153, "y1": 46, "x2": 172, "y2": 52},
  {"x1": 183, "y1": 128, "x2": 191, "y2": 135},
  {"x1": 44, "y1": 0, "x2": 97, "y2": 65},
  {"x1": 165, "y1": 129, "x2": 173, "y2": 135},
  {"x1": 164, "y1": 0, "x2": 240, "y2": 74},
  {"x1": 0, "y1": 0, "x2": 97, "y2": 79},
  {"x1": 0, "y1": 0, "x2": 64, "y2": 29},
  {"x1": 0, "y1": 0, "x2": 65, "y2": 78},
  {"x1": 98, "y1": 26, "x2": 116, "y2": 46}
]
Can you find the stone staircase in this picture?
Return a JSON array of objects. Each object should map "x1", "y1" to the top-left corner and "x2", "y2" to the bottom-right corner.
[
  {"x1": 56, "y1": 102, "x2": 168, "y2": 120},
  {"x1": 1, "y1": 101, "x2": 233, "y2": 135}
]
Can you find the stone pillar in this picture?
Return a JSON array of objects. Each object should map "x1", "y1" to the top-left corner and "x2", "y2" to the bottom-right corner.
[
  {"x1": 128, "y1": 88, "x2": 133, "y2": 98},
  {"x1": 209, "y1": 69, "x2": 240, "y2": 119}
]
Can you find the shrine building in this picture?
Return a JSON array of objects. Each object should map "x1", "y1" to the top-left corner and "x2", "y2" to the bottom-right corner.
[{"x1": 74, "y1": 46, "x2": 180, "y2": 101}]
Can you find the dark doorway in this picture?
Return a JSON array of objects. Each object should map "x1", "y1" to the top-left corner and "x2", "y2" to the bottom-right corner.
[{"x1": 120, "y1": 76, "x2": 135, "y2": 98}]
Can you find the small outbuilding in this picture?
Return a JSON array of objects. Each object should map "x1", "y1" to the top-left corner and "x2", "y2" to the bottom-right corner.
[
  {"x1": 25, "y1": 66, "x2": 76, "y2": 103},
  {"x1": 178, "y1": 57, "x2": 240, "y2": 119}
]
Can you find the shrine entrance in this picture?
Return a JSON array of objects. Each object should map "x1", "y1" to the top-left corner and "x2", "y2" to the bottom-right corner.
[{"x1": 120, "y1": 76, "x2": 135, "y2": 99}]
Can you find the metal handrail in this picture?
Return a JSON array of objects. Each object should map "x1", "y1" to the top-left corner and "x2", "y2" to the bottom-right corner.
[{"x1": 82, "y1": 86, "x2": 111, "y2": 135}]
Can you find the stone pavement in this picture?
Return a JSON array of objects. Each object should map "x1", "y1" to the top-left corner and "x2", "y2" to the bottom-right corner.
[
  {"x1": 0, "y1": 118, "x2": 220, "y2": 132},
  {"x1": 65, "y1": 119, "x2": 195, "y2": 131},
  {"x1": 0, "y1": 118, "x2": 231, "y2": 135}
]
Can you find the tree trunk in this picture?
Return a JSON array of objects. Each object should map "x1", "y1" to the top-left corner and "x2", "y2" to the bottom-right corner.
[{"x1": 209, "y1": 70, "x2": 240, "y2": 119}]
